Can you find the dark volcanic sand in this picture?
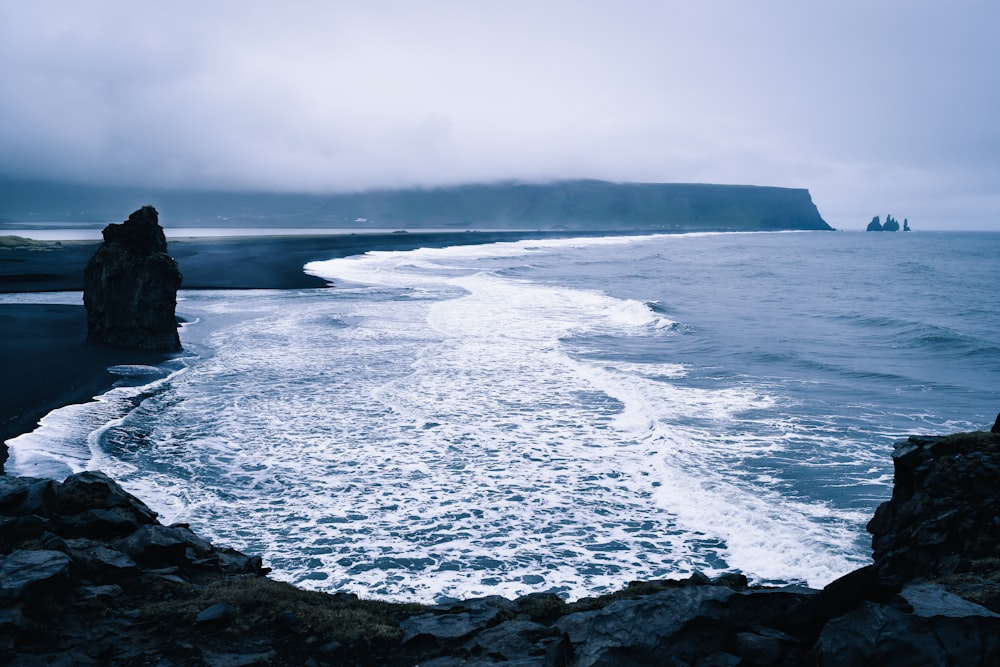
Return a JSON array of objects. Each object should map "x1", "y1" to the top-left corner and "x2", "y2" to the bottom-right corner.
[
  {"x1": 1, "y1": 230, "x2": 581, "y2": 292},
  {"x1": 0, "y1": 304, "x2": 170, "y2": 451}
]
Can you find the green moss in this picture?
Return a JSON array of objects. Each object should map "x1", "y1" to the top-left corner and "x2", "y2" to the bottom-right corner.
[
  {"x1": 930, "y1": 558, "x2": 1000, "y2": 613},
  {"x1": 140, "y1": 576, "x2": 427, "y2": 645}
]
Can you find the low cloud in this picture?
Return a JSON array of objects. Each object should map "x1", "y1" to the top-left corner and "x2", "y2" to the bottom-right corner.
[{"x1": 0, "y1": 1, "x2": 998, "y2": 229}]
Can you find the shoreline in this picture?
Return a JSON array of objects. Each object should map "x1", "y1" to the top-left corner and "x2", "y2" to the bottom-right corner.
[
  {"x1": 0, "y1": 229, "x2": 609, "y2": 292},
  {"x1": 0, "y1": 229, "x2": 605, "y2": 469},
  {"x1": 0, "y1": 304, "x2": 172, "y2": 462}
]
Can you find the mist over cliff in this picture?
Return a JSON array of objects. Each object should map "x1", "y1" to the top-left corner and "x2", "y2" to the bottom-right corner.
[{"x1": 0, "y1": 179, "x2": 831, "y2": 232}]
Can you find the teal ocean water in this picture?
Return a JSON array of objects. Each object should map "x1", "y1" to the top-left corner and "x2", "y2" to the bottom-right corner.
[{"x1": 7, "y1": 230, "x2": 1000, "y2": 602}]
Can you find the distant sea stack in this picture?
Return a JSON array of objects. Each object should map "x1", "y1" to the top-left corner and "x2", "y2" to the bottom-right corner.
[
  {"x1": 83, "y1": 206, "x2": 182, "y2": 351},
  {"x1": 867, "y1": 214, "x2": 910, "y2": 232}
]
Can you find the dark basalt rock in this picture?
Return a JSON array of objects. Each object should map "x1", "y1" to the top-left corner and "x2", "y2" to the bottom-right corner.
[
  {"x1": 867, "y1": 432, "x2": 1000, "y2": 588},
  {"x1": 0, "y1": 548, "x2": 72, "y2": 603},
  {"x1": 867, "y1": 215, "x2": 883, "y2": 231},
  {"x1": 83, "y1": 205, "x2": 182, "y2": 351},
  {"x1": 3, "y1": 429, "x2": 1000, "y2": 664}
]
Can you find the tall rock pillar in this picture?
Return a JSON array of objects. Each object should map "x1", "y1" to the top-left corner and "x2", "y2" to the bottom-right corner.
[{"x1": 83, "y1": 206, "x2": 183, "y2": 351}]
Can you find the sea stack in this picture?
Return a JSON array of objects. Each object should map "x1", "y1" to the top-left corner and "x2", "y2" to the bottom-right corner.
[{"x1": 83, "y1": 206, "x2": 182, "y2": 351}]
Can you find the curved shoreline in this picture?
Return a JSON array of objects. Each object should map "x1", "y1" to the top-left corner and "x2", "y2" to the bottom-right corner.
[{"x1": 0, "y1": 230, "x2": 602, "y2": 468}]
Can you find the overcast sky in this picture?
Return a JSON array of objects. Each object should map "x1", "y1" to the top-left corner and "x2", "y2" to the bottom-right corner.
[{"x1": 1, "y1": 1, "x2": 997, "y2": 230}]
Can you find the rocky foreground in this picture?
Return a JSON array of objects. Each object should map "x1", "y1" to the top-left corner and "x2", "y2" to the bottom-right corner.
[{"x1": 3, "y1": 431, "x2": 1000, "y2": 666}]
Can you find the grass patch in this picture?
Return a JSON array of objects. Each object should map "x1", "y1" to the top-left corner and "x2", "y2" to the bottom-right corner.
[{"x1": 140, "y1": 576, "x2": 428, "y2": 645}]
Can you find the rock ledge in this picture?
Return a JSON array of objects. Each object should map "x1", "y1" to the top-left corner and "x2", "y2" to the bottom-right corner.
[{"x1": 3, "y1": 432, "x2": 1000, "y2": 665}]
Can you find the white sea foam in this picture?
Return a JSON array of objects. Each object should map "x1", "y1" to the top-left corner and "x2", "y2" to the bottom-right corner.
[
  {"x1": 0, "y1": 291, "x2": 83, "y2": 305},
  {"x1": 9, "y1": 234, "x2": 907, "y2": 602}
]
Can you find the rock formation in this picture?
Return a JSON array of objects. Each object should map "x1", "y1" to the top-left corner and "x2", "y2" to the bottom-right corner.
[
  {"x1": 868, "y1": 214, "x2": 910, "y2": 232},
  {"x1": 868, "y1": 433, "x2": 1000, "y2": 593},
  {"x1": 0, "y1": 179, "x2": 835, "y2": 232},
  {"x1": 3, "y1": 430, "x2": 1000, "y2": 664},
  {"x1": 83, "y1": 206, "x2": 182, "y2": 351}
]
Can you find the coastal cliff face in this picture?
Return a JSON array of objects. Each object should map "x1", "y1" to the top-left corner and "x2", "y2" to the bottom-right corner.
[
  {"x1": 3, "y1": 430, "x2": 1000, "y2": 665},
  {"x1": 83, "y1": 206, "x2": 182, "y2": 351},
  {"x1": 868, "y1": 432, "x2": 1000, "y2": 606},
  {"x1": 0, "y1": 178, "x2": 833, "y2": 232},
  {"x1": 314, "y1": 180, "x2": 834, "y2": 231}
]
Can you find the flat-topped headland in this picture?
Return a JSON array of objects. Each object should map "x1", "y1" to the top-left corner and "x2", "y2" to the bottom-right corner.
[{"x1": 0, "y1": 178, "x2": 832, "y2": 232}]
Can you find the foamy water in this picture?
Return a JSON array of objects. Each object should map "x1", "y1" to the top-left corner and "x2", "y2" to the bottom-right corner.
[{"x1": 7, "y1": 231, "x2": 998, "y2": 602}]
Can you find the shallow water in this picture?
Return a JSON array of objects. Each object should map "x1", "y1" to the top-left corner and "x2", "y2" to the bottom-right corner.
[{"x1": 6, "y1": 231, "x2": 999, "y2": 602}]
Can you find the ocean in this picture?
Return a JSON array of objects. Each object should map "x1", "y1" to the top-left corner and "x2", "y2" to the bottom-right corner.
[{"x1": 6, "y1": 230, "x2": 1000, "y2": 603}]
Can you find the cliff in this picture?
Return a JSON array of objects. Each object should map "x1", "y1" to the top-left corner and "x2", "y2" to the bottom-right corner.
[
  {"x1": 0, "y1": 178, "x2": 832, "y2": 232},
  {"x1": 3, "y1": 429, "x2": 999, "y2": 665},
  {"x1": 83, "y1": 206, "x2": 182, "y2": 351},
  {"x1": 310, "y1": 181, "x2": 833, "y2": 231}
]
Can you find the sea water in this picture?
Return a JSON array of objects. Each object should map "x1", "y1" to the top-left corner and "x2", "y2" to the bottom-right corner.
[{"x1": 6, "y1": 230, "x2": 1000, "y2": 602}]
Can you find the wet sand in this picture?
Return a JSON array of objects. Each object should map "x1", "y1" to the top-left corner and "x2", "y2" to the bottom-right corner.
[{"x1": 0, "y1": 230, "x2": 581, "y2": 464}]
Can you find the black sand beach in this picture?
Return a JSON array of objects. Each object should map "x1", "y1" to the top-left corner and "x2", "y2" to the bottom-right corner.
[
  {"x1": 0, "y1": 304, "x2": 170, "y2": 448},
  {"x1": 0, "y1": 230, "x2": 580, "y2": 464}
]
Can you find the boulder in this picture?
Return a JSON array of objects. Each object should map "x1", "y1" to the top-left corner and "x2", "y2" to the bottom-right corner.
[
  {"x1": 815, "y1": 592, "x2": 1000, "y2": 665},
  {"x1": 463, "y1": 620, "x2": 553, "y2": 662},
  {"x1": 554, "y1": 585, "x2": 735, "y2": 667},
  {"x1": 0, "y1": 476, "x2": 59, "y2": 517},
  {"x1": 119, "y1": 524, "x2": 202, "y2": 568},
  {"x1": 83, "y1": 205, "x2": 182, "y2": 351},
  {"x1": 867, "y1": 432, "x2": 1000, "y2": 588},
  {"x1": 0, "y1": 549, "x2": 72, "y2": 603}
]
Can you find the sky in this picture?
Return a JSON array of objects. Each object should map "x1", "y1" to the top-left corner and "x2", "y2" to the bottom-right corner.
[{"x1": 1, "y1": 1, "x2": 998, "y2": 230}]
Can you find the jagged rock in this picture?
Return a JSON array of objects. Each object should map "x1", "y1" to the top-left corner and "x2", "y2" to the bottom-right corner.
[
  {"x1": 2, "y1": 429, "x2": 1000, "y2": 664},
  {"x1": 0, "y1": 548, "x2": 72, "y2": 603},
  {"x1": 992, "y1": 412, "x2": 1000, "y2": 433},
  {"x1": 57, "y1": 506, "x2": 157, "y2": 539},
  {"x1": 65, "y1": 538, "x2": 139, "y2": 580},
  {"x1": 463, "y1": 619, "x2": 553, "y2": 661},
  {"x1": 78, "y1": 584, "x2": 124, "y2": 600},
  {"x1": 120, "y1": 524, "x2": 202, "y2": 568},
  {"x1": 214, "y1": 546, "x2": 267, "y2": 575},
  {"x1": 55, "y1": 471, "x2": 157, "y2": 520},
  {"x1": 5, "y1": 471, "x2": 161, "y2": 539},
  {"x1": 195, "y1": 602, "x2": 239, "y2": 625},
  {"x1": 83, "y1": 205, "x2": 182, "y2": 351},
  {"x1": 0, "y1": 476, "x2": 58, "y2": 517},
  {"x1": 0, "y1": 514, "x2": 50, "y2": 548},
  {"x1": 554, "y1": 585, "x2": 735, "y2": 667},
  {"x1": 900, "y1": 582, "x2": 1000, "y2": 618},
  {"x1": 867, "y1": 432, "x2": 1000, "y2": 587},
  {"x1": 866, "y1": 216, "x2": 883, "y2": 231},
  {"x1": 883, "y1": 214, "x2": 900, "y2": 232},
  {"x1": 401, "y1": 609, "x2": 501, "y2": 644},
  {"x1": 815, "y1": 592, "x2": 1000, "y2": 666},
  {"x1": 402, "y1": 595, "x2": 516, "y2": 644},
  {"x1": 786, "y1": 565, "x2": 893, "y2": 631}
]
